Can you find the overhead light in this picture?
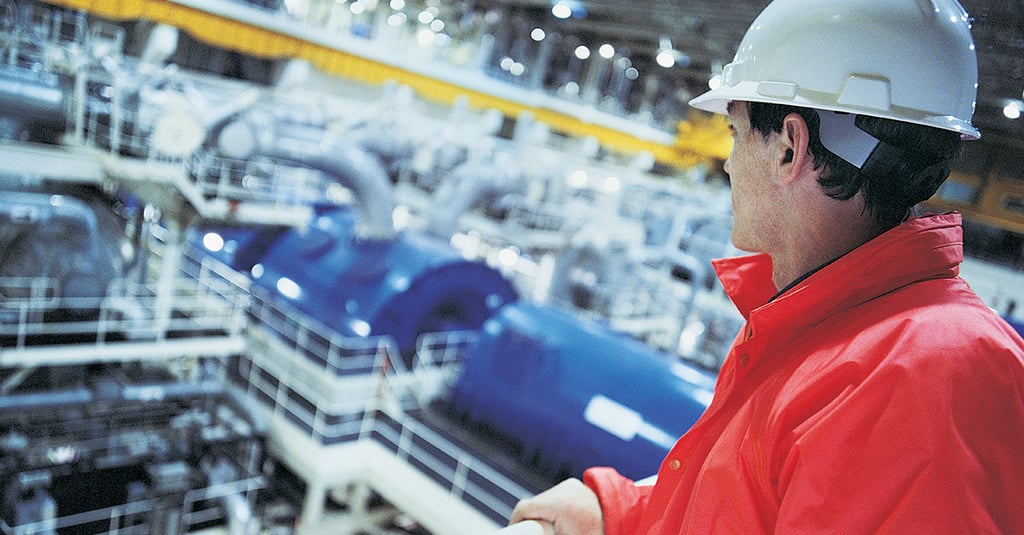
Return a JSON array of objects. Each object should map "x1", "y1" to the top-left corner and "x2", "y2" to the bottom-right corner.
[
  {"x1": 655, "y1": 49, "x2": 676, "y2": 68},
  {"x1": 655, "y1": 35, "x2": 689, "y2": 68},
  {"x1": 599, "y1": 44, "x2": 615, "y2": 59},
  {"x1": 551, "y1": 0, "x2": 572, "y2": 19},
  {"x1": 551, "y1": 0, "x2": 585, "y2": 19},
  {"x1": 1004, "y1": 100, "x2": 1023, "y2": 120},
  {"x1": 574, "y1": 45, "x2": 591, "y2": 60},
  {"x1": 707, "y1": 61, "x2": 724, "y2": 89}
]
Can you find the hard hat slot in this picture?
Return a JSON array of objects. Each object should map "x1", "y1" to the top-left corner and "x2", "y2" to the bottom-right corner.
[
  {"x1": 756, "y1": 81, "x2": 798, "y2": 100},
  {"x1": 837, "y1": 76, "x2": 892, "y2": 112}
]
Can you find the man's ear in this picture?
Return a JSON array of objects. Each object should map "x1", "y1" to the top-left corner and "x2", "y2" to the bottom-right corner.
[{"x1": 778, "y1": 112, "x2": 812, "y2": 184}]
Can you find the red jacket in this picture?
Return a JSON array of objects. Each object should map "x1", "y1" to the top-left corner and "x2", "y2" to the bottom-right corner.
[{"x1": 584, "y1": 213, "x2": 1024, "y2": 534}]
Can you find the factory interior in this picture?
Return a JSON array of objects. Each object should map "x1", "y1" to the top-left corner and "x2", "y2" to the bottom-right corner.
[{"x1": 0, "y1": 0, "x2": 1022, "y2": 533}]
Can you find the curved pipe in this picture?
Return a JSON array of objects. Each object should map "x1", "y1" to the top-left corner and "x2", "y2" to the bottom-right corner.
[
  {"x1": 139, "y1": 24, "x2": 179, "y2": 66},
  {"x1": 426, "y1": 155, "x2": 522, "y2": 238},
  {"x1": 216, "y1": 113, "x2": 396, "y2": 241}
]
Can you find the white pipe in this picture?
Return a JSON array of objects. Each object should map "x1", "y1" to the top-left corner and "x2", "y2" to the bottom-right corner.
[
  {"x1": 426, "y1": 154, "x2": 521, "y2": 238},
  {"x1": 215, "y1": 113, "x2": 397, "y2": 240},
  {"x1": 139, "y1": 24, "x2": 179, "y2": 66}
]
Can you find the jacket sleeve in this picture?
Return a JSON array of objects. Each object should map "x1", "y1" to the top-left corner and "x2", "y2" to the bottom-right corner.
[
  {"x1": 773, "y1": 340, "x2": 1024, "y2": 534},
  {"x1": 582, "y1": 466, "x2": 652, "y2": 535}
]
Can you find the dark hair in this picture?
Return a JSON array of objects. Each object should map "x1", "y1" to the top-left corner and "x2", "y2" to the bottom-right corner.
[{"x1": 747, "y1": 102, "x2": 963, "y2": 228}]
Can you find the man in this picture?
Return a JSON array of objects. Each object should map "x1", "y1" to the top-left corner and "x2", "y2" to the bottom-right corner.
[{"x1": 508, "y1": 0, "x2": 1024, "y2": 533}]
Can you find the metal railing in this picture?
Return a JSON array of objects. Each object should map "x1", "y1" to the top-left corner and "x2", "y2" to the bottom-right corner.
[
  {"x1": 0, "y1": 236, "x2": 251, "y2": 358},
  {"x1": 230, "y1": 287, "x2": 537, "y2": 524},
  {"x1": 186, "y1": 150, "x2": 340, "y2": 208},
  {"x1": 0, "y1": 474, "x2": 265, "y2": 535}
]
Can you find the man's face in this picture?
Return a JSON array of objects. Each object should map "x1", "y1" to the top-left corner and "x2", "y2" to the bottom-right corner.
[{"x1": 724, "y1": 101, "x2": 778, "y2": 253}]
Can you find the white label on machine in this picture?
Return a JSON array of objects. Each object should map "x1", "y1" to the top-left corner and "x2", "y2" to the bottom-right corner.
[{"x1": 584, "y1": 394, "x2": 643, "y2": 441}]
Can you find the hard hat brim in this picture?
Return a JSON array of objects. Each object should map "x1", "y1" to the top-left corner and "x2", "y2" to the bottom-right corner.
[{"x1": 688, "y1": 83, "x2": 981, "y2": 141}]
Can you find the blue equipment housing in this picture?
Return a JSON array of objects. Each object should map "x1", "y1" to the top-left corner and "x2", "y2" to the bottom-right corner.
[
  {"x1": 193, "y1": 207, "x2": 518, "y2": 357},
  {"x1": 1004, "y1": 315, "x2": 1024, "y2": 339},
  {"x1": 448, "y1": 302, "x2": 717, "y2": 480}
]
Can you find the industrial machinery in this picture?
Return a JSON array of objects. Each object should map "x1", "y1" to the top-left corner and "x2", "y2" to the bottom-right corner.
[
  {"x1": 190, "y1": 99, "x2": 519, "y2": 359},
  {"x1": 193, "y1": 203, "x2": 518, "y2": 360},
  {"x1": 3, "y1": 1, "x2": 737, "y2": 532},
  {"x1": 447, "y1": 301, "x2": 717, "y2": 481},
  {"x1": 0, "y1": 186, "x2": 125, "y2": 327},
  {"x1": 0, "y1": 363, "x2": 265, "y2": 534}
]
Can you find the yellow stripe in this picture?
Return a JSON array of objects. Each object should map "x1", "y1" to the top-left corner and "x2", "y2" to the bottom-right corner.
[{"x1": 43, "y1": 0, "x2": 731, "y2": 168}]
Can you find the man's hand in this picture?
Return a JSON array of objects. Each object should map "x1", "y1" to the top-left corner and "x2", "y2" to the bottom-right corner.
[{"x1": 508, "y1": 478, "x2": 604, "y2": 535}]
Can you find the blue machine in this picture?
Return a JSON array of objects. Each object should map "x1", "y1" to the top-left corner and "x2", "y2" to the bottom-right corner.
[
  {"x1": 193, "y1": 206, "x2": 518, "y2": 358},
  {"x1": 448, "y1": 302, "x2": 717, "y2": 480},
  {"x1": 1004, "y1": 315, "x2": 1024, "y2": 339}
]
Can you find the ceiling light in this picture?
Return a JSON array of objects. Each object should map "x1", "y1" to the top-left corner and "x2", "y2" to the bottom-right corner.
[
  {"x1": 1004, "y1": 100, "x2": 1023, "y2": 120},
  {"x1": 551, "y1": 0, "x2": 585, "y2": 19},
  {"x1": 655, "y1": 35, "x2": 689, "y2": 69},
  {"x1": 655, "y1": 49, "x2": 675, "y2": 68},
  {"x1": 551, "y1": 1, "x2": 572, "y2": 19}
]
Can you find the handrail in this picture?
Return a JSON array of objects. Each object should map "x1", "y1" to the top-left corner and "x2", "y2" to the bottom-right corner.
[{"x1": 493, "y1": 520, "x2": 555, "y2": 535}]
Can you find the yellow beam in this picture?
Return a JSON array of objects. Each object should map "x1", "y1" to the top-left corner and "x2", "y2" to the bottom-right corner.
[
  {"x1": 924, "y1": 172, "x2": 1024, "y2": 236},
  {"x1": 44, "y1": 0, "x2": 730, "y2": 169},
  {"x1": 923, "y1": 198, "x2": 1024, "y2": 236}
]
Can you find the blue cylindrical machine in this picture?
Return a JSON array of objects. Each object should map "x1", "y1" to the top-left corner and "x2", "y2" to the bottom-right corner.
[
  {"x1": 196, "y1": 105, "x2": 519, "y2": 359},
  {"x1": 1004, "y1": 314, "x2": 1024, "y2": 338},
  {"x1": 448, "y1": 302, "x2": 716, "y2": 480},
  {"x1": 194, "y1": 206, "x2": 518, "y2": 357}
]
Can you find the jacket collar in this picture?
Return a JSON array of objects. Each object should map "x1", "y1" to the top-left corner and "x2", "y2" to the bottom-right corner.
[{"x1": 712, "y1": 212, "x2": 964, "y2": 323}]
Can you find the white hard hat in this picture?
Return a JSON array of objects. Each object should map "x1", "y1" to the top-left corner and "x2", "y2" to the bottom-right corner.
[{"x1": 689, "y1": 0, "x2": 980, "y2": 140}]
